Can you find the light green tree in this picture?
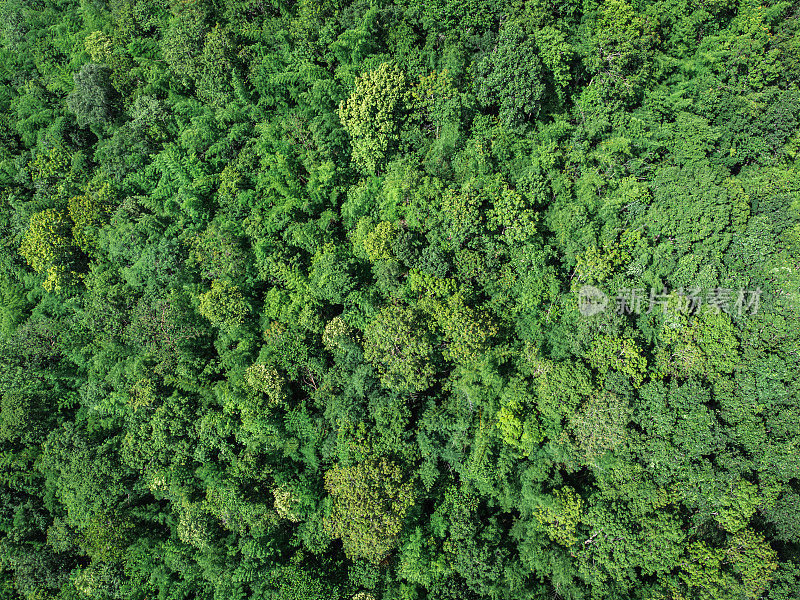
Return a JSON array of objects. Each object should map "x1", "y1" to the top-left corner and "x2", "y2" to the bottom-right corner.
[
  {"x1": 363, "y1": 304, "x2": 438, "y2": 393},
  {"x1": 323, "y1": 457, "x2": 416, "y2": 564},
  {"x1": 18, "y1": 208, "x2": 75, "y2": 291},
  {"x1": 197, "y1": 279, "x2": 250, "y2": 328},
  {"x1": 534, "y1": 486, "x2": 583, "y2": 548},
  {"x1": 338, "y1": 62, "x2": 411, "y2": 174}
]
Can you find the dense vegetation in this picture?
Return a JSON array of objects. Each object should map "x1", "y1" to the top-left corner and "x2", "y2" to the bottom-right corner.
[{"x1": 0, "y1": 0, "x2": 798, "y2": 598}]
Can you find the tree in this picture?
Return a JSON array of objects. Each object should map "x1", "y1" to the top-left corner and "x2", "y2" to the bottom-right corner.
[
  {"x1": 68, "y1": 178, "x2": 114, "y2": 256},
  {"x1": 338, "y1": 63, "x2": 411, "y2": 174},
  {"x1": 412, "y1": 69, "x2": 461, "y2": 140},
  {"x1": 476, "y1": 21, "x2": 545, "y2": 127},
  {"x1": 160, "y1": 5, "x2": 207, "y2": 87},
  {"x1": 678, "y1": 529, "x2": 778, "y2": 600},
  {"x1": 66, "y1": 63, "x2": 120, "y2": 128},
  {"x1": 568, "y1": 390, "x2": 631, "y2": 466},
  {"x1": 323, "y1": 457, "x2": 416, "y2": 564},
  {"x1": 363, "y1": 304, "x2": 439, "y2": 393},
  {"x1": 586, "y1": 0, "x2": 658, "y2": 105},
  {"x1": 197, "y1": 279, "x2": 251, "y2": 328},
  {"x1": 18, "y1": 208, "x2": 76, "y2": 292}
]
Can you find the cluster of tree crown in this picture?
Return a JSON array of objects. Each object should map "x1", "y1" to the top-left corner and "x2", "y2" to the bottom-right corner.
[{"x1": 0, "y1": 0, "x2": 798, "y2": 599}]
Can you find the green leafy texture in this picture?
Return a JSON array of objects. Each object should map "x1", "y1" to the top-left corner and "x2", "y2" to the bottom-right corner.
[
  {"x1": 323, "y1": 457, "x2": 416, "y2": 564},
  {"x1": 476, "y1": 20, "x2": 546, "y2": 127},
  {"x1": 66, "y1": 62, "x2": 120, "y2": 128},
  {"x1": 0, "y1": 1, "x2": 796, "y2": 598},
  {"x1": 197, "y1": 279, "x2": 251, "y2": 328},
  {"x1": 18, "y1": 209, "x2": 76, "y2": 291},
  {"x1": 338, "y1": 63, "x2": 411, "y2": 175},
  {"x1": 363, "y1": 304, "x2": 439, "y2": 393},
  {"x1": 534, "y1": 486, "x2": 583, "y2": 548}
]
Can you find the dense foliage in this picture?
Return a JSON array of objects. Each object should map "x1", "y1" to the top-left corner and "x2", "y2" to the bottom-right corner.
[{"x1": 0, "y1": 0, "x2": 798, "y2": 598}]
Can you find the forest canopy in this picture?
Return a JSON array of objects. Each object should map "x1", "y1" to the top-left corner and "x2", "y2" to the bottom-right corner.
[{"x1": 0, "y1": 0, "x2": 798, "y2": 599}]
